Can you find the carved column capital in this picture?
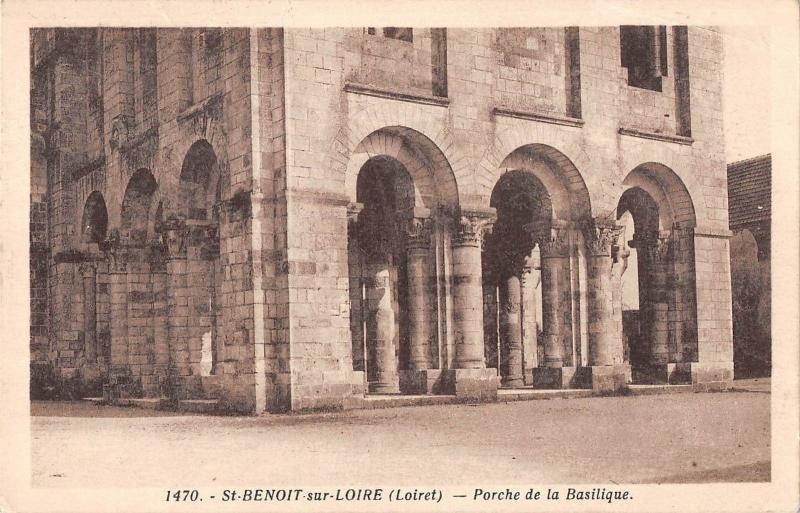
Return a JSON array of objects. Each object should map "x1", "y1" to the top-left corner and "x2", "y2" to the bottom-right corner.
[
  {"x1": 109, "y1": 114, "x2": 133, "y2": 152},
  {"x1": 640, "y1": 231, "x2": 673, "y2": 264},
  {"x1": 453, "y1": 212, "x2": 494, "y2": 248},
  {"x1": 190, "y1": 224, "x2": 220, "y2": 260},
  {"x1": 405, "y1": 217, "x2": 433, "y2": 250},
  {"x1": 584, "y1": 220, "x2": 623, "y2": 257},
  {"x1": 100, "y1": 230, "x2": 126, "y2": 273},
  {"x1": 347, "y1": 202, "x2": 364, "y2": 226},
  {"x1": 161, "y1": 216, "x2": 188, "y2": 260},
  {"x1": 534, "y1": 223, "x2": 571, "y2": 258}
]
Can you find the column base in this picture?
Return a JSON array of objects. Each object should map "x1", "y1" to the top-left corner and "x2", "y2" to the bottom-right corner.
[
  {"x1": 368, "y1": 379, "x2": 400, "y2": 394},
  {"x1": 690, "y1": 362, "x2": 733, "y2": 391},
  {"x1": 439, "y1": 368, "x2": 498, "y2": 400},
  {"x1": 399, "y1": 369, "x2": 443, "y2": 395},
  {"x1": 531, "y1": 366, "x2": 584, "y2": 389},
  {"x1": 632, "y1": 363, "x2": 692, "y2": 385},
  {"x1": 500, "y1": 374, "x2": 525, "y2": 388},
  {"x1": 582, "y1": 365, "x2": 631, "y2": 394}
]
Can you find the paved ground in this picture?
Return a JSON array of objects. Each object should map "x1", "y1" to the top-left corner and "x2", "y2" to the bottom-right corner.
[{"x1": 31, "y1": 379, "x2": 770, "y2": 487}]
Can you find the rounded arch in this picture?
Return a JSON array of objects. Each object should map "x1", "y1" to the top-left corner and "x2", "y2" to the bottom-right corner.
[
  {"x1": 477, "y1": 124, "x2": 600, "y2": 212},
  {"x1": 621, "y1": 162, "x2": 697, "y2": 229},
  {"x1": 494, "y1": 144, "x2": 592, "y2": 222},
  {"x1": 346, "y1": 127, "x2": 459, "y2": 212},
  {"x1": 178, "y1": 139, "x2": 221, "y2": 221},
  {"x1": 120, "y1": 169, "x2": 158, "y2": 244},
  {"x1": 329, "y1": 102, "x2": 466, "y2": 211},
  {"x1": 617, "y1": 186, "x2": 661, "y2": 234},
  {"x1": 81, "y1": 191, "x2": 108, "y2": 244}
]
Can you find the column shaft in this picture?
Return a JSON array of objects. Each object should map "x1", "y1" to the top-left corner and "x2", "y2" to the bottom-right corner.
[
  {"x1": 81, "y1": 264, "x2": 98, "y2": 364},
  {"x1": 365, "y1": 265, "x2": 400, "y2": 393},
  {"x1": 405, "y1": 217, "x2": 433, "y2": 371},
  {"x1": 538, "y1": 226, "x2": 571, "y2": 368},
  {"x1": 586, "y1": 223, "x2": 624, "y2": 366},
  {"x1": 452, "y1": 221, "x2": 486, "y2": 369},
  {"x1": 499, "y1": 274, "x2": 524, "y2": 386}
]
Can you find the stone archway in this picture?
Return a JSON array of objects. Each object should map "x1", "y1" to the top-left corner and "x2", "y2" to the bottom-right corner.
[
  {"x1": 346, "y1": 127, "x2": 459, "y2": 395},
  {"x1": 81, "y1": 191, "x2": 108, "y2": 245},
  {"x1": 485, "y1": 144, "x2": 593, "y2": 390},
  {"x1": 169, "y1": 139, "x2": 223, "y2": 382},
  {"x1": 121, "y1": 169, "x2": 158, "y2": 244},
  {"x1": 616, "y1": 163, "x2": 698, "y2": 384}
]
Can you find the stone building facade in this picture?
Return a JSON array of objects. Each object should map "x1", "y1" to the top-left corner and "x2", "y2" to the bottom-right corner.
[
  {"x1": 727, "y1": 154, "x2": 771, "y2": 377},
  {"x1": 30, "y1": 26, "x2": 733, "y2": 413}
]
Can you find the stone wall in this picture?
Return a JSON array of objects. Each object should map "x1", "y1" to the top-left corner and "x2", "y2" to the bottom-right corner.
[{"x1": 31, "y1": 25, "x2": 731, "y2": 412}]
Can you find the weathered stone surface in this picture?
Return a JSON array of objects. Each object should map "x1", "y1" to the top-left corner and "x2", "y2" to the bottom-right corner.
[{"x1": 31, "y1": 26, "x2": 731, "y2": 414}]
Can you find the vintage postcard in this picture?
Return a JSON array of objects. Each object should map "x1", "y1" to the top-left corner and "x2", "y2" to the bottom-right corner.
[{"x1": 1, "y1": 1, "x2": 797, "y2": 512}]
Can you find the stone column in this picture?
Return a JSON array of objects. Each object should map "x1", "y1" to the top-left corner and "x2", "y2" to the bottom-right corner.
[
  {"x1": 499, "y1": 273, "x2": 524, "y2": 387},
  {"x1": 452, "y1": 214, "x2": 490, "y2": 369},
  {"x1": 359, "y1": 208, "x2": 400, "y2": 394},
  {"x1": 531, "y1": 222, "x2": 574, "y2": 388},
  {"x1": 149, "y1": 239, "x2": 170, "y2": 394},
  {"x1": 443, "y1": 211, "x2": 498, "y2": 399},
  {"x1": 585, "y1": 220, "x2": 627, "y2": 392},
  {"x1": 102, "y1": 233, "x2": 128, "y2": 370},
  {"x1": 79, "y1": 262, "x2": 98, "y2": 365},
  {"x1": 100, "y1": 232, "x2": 131, "y2": 400},
  {"x1": 520, "y1": 252, "x2": 541, "y2": 383},
  {"x1": 400, "y1": 217, "x2": 441, "y2": 394},
  {"x1": 347, "y1": 203, "x2": 366, "y2": 377},
  {"x1": 612, "y1": 241, "x2": 630, "y2": 383},
  {"x1": 405, "y1": 217, "x2": 433, "y2": 370},
  {"x1": 163, "y1": 217, "x2": 189, "y2": 393},
  {"x1": 365, "y1": 266, "x2": 400, "y2": 393}
]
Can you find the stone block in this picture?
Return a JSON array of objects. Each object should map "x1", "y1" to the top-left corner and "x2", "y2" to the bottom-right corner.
[
  {"x1": 531, "y1": 366, "x2": 586, "y2": 389},
  {"x1": 690, "y1": 361, "x2": 733, "y2": 391},
  {"x1": 399, "y1": 369, "x2": 442, "y2": 395},
  {"x1": 586, "y1": 365, "x2": 630, "y2": 394},
  {"x1": 438, "y1": 368, "x2": 498, "y2": 400}
]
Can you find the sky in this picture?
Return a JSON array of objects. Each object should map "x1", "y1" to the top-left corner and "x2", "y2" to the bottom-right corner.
[{"x1": 723, "y1": 26, "x2": 771, "y2": 162}]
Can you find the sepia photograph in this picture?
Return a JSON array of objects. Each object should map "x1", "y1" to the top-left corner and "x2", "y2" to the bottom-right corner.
[{"x1": 1, "y1": 1, "x2": 798, "y2": 512}]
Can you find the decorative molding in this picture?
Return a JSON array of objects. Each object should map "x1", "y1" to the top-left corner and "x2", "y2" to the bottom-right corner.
[
  {"x1": 405, "y1": 217, "x2": 433, "y2": 250},
  {"x1": 161, "y1": 217, "x2": 188, "y2": 260},
  {"x1": 99, "y1": 230, "x2": 127, "y2": 272},
  {"x1": 71, "y1": 155, "x2": 106, "y2": 181},
  {"x1": 453, "y1": 212, "x2": 494, "y2": 248},
  {"x1": 693, "y1": 226, "x2": 733, "y2": 239},
  {"x1": 109, "y1": 115, "x2": 133, "y2": 152},
  {"x1": 584, "y1": 220, "x2": 623, "y2": 257},
  {"x1": 343, "y1": 82, "x2": 450, "y2": 108},
  {"x1": 119, "y1": 124, "x2": 159, "y2": 153},
  {"x1": 285, "y1": 188, "x2": 351, "y2": 207},
  {"x1": 535, "y1": 225, "x2": 571, "y2": 258},
  {"x1": 618, "y1": 127, "x2": 694, "y2": 145},
  {"x1": 177, "y1": 93, "x2": 224, "y2": 123},
  {"x1": 492, "y1": 106, "x2": 584, "y2": 128}
]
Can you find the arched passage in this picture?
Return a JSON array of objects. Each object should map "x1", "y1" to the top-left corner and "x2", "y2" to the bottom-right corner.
[
  {"x1": 81, "y1": 191, "x2": 108, "y2": 244},
  {"x1": 174, "y1": 140, "x2": 222, "y2": 379},
  {"x1": 121, "y1": 169, "x2": 158, "y2": 244},
  {"x1": 484, "y1": 144, "x2": 592, "y2": 388},
  {"x1": 616, "y1": 163, "x2": 698, "y2": 384},
  {"x1": 347, "y1": 127, "x2": 458, "y2": 395}
]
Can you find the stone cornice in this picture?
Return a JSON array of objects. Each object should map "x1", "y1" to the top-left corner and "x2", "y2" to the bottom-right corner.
[
  {"x1": 176, "y1": 93, "x2": 224, "y2": 123},
  {"x1": 618, "y1": 127, "x2": 694, "y2": 145},
  {"x1": 493, "y1": 107, "x2": 584, "y2": 128},
  {"x1": 343, "y1": 82, "x2": 450, "y2": 108},
  {"x1": 693, "y1": 226, "x2": 733, "y2": 239}
]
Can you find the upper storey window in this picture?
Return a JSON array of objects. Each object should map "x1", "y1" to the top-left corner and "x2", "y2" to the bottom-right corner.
[
  {"x1": 620, "y1": 25, "x2": 668, "y2": 91},
  {"x1": 367, "y1": 27, "x2": 413, "y2": 43}
]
